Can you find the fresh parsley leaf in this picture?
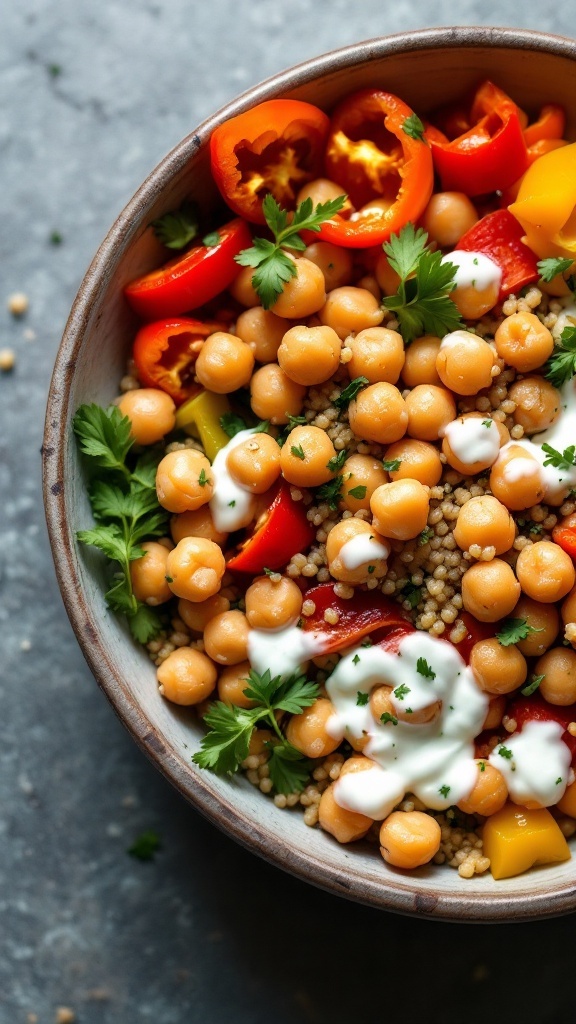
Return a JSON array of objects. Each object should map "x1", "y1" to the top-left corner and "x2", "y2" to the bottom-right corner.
[
  {"x1": 479, "y1": 761, "x2": 486, "y2": 773},
  {"x1": 315, "y1": 475, "x2": 344, "y2": 511},
  {"x1": 267, "y1": 742, "x2": 314, "y2": 794},
  {"x1": 496, "y1": 617, "x2": 544, "y2": 646},
  {"x1": 382, "y1": 224, "x2": 463, "y2": 343},
  {"x1": 73, "y1": 404, "x2": 133, "y2": 479},
  {"x1": 417, "y1": 657, "x2": 436, "y2": 680},
  {"x1": 202, "y1": 230, "x2": 221, "y2": 247},
  {"x1": 498, "y1": 745, "x2": 513, "y2": 760},
  {"x1": 481, "y1": 420, "x2": 492, "y2": 428},
  {"x1": 291, "y1": 444, "x2": 306, "y2": 460},
  {"x1": 334, "y1": 376, "x2": 369, "y2": 410},
  {"x1": 235, "y1": 193, "x2": 347, "y2": 309},
  {"x1": 252, "y1": 419, "x2": 270, "y2": 434},
  {"x1": 521, "y1": 673, "x2": 545, "y2": 697},
  {"x1": 352, "y1": 654, "x2": 361, "y2": 665},
  {"x1": 151, "y1": 201, "x2": 199, "y2": 249},
  {"x1": 400, "y1": 581, "x2": 422, "y2": 609},
  {"x1": 544, "y1": 326, "x2": 576, "y2": 389},
  {"x1": 356, "y1": 691, "x2": 369, "y2": 706},
  {"x1": 193, "y1": 703, "x2": 262, "y2": 774},
  {"x1": 438, "y1": 785, "x2": 451, "y2": 799},
  {"x1": 129, "y1": 604, "x2": 164, "y2": 644},
  {"x1": 243, "y1": 669, "x2": 319, "y2": 715},
  {"x1": 128, "y1": 830, "x2": 162, "y2": 862},
  {"x1": 402, "y1": 113, "x2": 426, "y2": 142},
  {"x1": 286, "y1": 413, "x2": 307, "y2": 428},
  {"x1": 419, "y1": 527, "x2": 434, "y2": 546},
  {"x1": 326, "y1": 449, "x2": 347, "y2": 472},
  {"x1": 537, "y1": 257, "x2": 574, "y2": 282},
  {"x1": 198, "y1": 467, "x2": 210, "y2": 487},
  {"x1": 220, "y1": 412, "x2": 247, "y2": 438},
  {"x1": 380, "y1": 712, "x2": 398, "y2": 726},
  {"x1": 393, "y1": 683, "x2": 411, "y2": 701},
  {"x1": 263, "y1": 567, "x2": 276, "y2": 577},
  {"x1": 541, "y1": 442, "x2": 576, "y2": 472},
  {"x1": 382, "y1": 458, "x2": 401, "y2": 472},
  {"x1": 348, "y1": 485, "x2": 367, "y2": 500}
]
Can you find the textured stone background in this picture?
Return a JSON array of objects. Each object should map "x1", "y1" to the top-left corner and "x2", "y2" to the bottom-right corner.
[{"x1": 2, "y1": 3, "x2": 576, "y2": 1022}]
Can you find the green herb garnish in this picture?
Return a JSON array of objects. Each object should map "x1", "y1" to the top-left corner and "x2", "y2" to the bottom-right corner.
[
  {"x1": 402, "y1": 113, "x2": 426, "y2": 142},
  {"x1": 327, "y1": 449, "x2": 347, "y2": 472},
  {"x1": 382, "y1": 458, "x2": 401, "y2": 472},
  {"x1": 541, "y1": 442, "x2": 576, "y2": 473},
  {"x1": 537, "y1": 257, "x2": 574, "y2": 282},
  {"x1": 128, "y1": 830, "x2": 162, "y2": 862},
  {"x1": 439, "y1": 785, "x2": 451, "y2": 799},
  {"x1": 380, "y1": 712, "x2": 399, "y2": 726},
  {"x1": 393, "y1": 684, "x2": 411, "y2": 701},
  {"x1": 315, "y1": 475, "x2": 344, "y2": 511},
  {"x1": 356, "y1": 691, "x2": 369, "y2": 706},
  {"x1": 520, "y1": 673, "x2": 545, "y2": 697},
  {"x1": 334, "y1": 376, "x2": 370, "y2": 410},
  {"x1": 348, "y1": 485, "x2": 367, "y2": 500},
  {"x1": 151, "y1": 201, "x2": 199, "y2": 249},
  {"x1": 496, "y1": 618, "x2": 544, "y2": 647},
  {"x1": 417, "y1": 657, "x2": 436, "y2": 680},
  {"x1": 544, "y1": 326, "x2": 576, "y2": 389},
  {"x1": 291, "y1": 444, "x2": 306, "y2": 461},
  {"x1": 498, "y1": 745, "x2": 513, "y2": 760}
]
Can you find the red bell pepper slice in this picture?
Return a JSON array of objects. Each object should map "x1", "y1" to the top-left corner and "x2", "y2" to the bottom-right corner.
[
  {"x1": 317, "y1": 89, "x2": 433, "y2": 248},
  {"x1": 124, "y1": 218, "x2": 252, "y2": 320},
  {"x1": 132, "y1": 317, "x2": 224, "y2": 406},
  {"x1": 226, "y1": 479, "x2": 315, "y2": 574},
  {"x1": 454, "y1": 209, "x2": 539, "y2": 299},
  {"x1": 210, "y1": 99, "x2": 330, "y2": 225},
  {"x1": 506, "y1": 693, "x2": 576, "y2": 764},
  {"x1": 427, "y1": 81, "x2": 529, "y2": 197},
  {"x1": 299, "y1": 583, "x2": 410, "y2": 653},
  {"x1": 553, "y1": 514, "x2": 576, "y2": 560}
]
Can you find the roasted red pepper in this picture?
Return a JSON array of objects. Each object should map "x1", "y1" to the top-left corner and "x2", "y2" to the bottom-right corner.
[
  {"x1": 132, "y1": 317, "x2": 223, "y2": 406},
  {"x1": 299, "y1": 584, "x2": 410, "y2": 653},
  {"x1": 124, "y1": 218, "x2": 252, "y2": 320},
  {"x1": 454, "y1": 209, "x2": 539, "y2": 298},
  {"x1": 427, "y1": 81, "x2": 529, "y2": 196},
  {"x1": 507, "y1": 694, "x2": 576, "y2": 764},
  {"x1": 226, "y1": 479, "x2": 315, "y2": 573},
  {"x1": 317, "y1": 89, "x2": 433, "y2": 248},
  {"x1": 210, "y1": 99, "x2": 330, "y2": 224},
  {"x1": 553, "y1": 513, "x2": 576, "y2": 560}
]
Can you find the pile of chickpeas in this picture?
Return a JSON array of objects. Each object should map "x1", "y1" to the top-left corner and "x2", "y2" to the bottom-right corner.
[{"x1": 115, "y1": 185, "x2": 576, "y2": 873}]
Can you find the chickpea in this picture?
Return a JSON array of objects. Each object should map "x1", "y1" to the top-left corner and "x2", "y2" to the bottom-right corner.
[
  {"x1": 511, "y1": 596, "x2": 560, "y2": 657},
  {"x1": 318, "y1": 782, "x2": 373, "y2": 844},
  {"x1": 177, "y1": 593, "x2": 230, "y2": 632},
  {"x1": 401, "y1": 335, "x2": 442, "y2": 387},
  {"x1": 536, "y1": 647, "x2": 576, "y2": 705},
  {"x1": 470, "y1": 638, "x2": 527, "y2": 694},
  {"x1": 461, "y1": 559, "x2": 521, "y2": 622},
  {"x1": 325, "y1": 517, "x2": 389, "y2": 584},
  {"x1": 370, "y1": 684, "x2": 394, "y2": 723},
  {"x1": 346, "y1": 326, "x2": 405, "y2": 385},
  {"x1": 280, "y1": 424, "x2": 337, "y2": 486},
  {"x1": 270, "y1": 257, "x2": 326, "y2": 319},
  {"x1": 234, "y1": 306, "x2": 287, "y2": 363},
  {"x1": 129, "y1": 540, "x2": 173, "y2": 606},
  {"x1": 374, "y1": 251, "x2": 401, "y2": 296},
  {"x1": 379, "y1": 811, "x2": 441, "y2": 869},
  {"x1": 166, "y1": 536, "x2": 225, "y2": 602},
  {"x1": 339, "y1": 755, "x2": 377, "y2": 778},
  {"x1": 562, "y1": 585, "x2": 576, "y2": 626},
  {"x1": 245, "y1": 575, "x2": 303, "y2": 630},
  {"x1": 297, "y1": 178, "x2": 352, "y2": 211},
  {"x1": 157, "y1": 647, "x2": 217, "y2": 705},
  {"x1": 226, "y1": 432, "x2": 281, "y2": 494},
  {"x1": 450, "y1": 271, "x2": 500, "y2": 320},
  {"x1": 248, "y1": 728, "x2": 275, "y2": 757},
  {"x1": 489, "y1": 445, "x2": 546, "y2": 511},
  {"x1": 383, "y1": 439, "x2": 443, "y2": 487},
  {"x1": 457, "y1": 762, "x2": 508, "y2": 817},
  {"x1": 319, "y1": 286, "x2": 384, "y2": 340},
  {"x1": 117, "y1": 388, "x2": 176, "y2": 445},
  {"x1": 557, "y1": 779, "x2": 576, "y2": 818},
  {"x1": 453, "y1": 495, "x2": 516, "y2": 556},
  {"x1": 495, "y1": 312, "x2": 554, "y2": 372},
  {"x1": 202, "y1": 609, "x2": 250, "y2": 665},
  {"x1": 277, "y1": 324, "x2": 341, "y2": 385},
  {"x1": 435, "y1": 331, "x2": 495, "y2": 395},
  {"x1": 508, "y1": 377, "x2": 561, "y2": 435},
  {"x1": 303, "y1": 240, "x2": 353, "y2": 291},
  {"x1": 217, "y1": 661, "x2": 254, "y2": 708},
  {"x1": 442, "y1": 413, "x2": 509, "y2": 476},
  {"x1": 348, "y1": 382, "x2": 408, "y2": 445},
  {"x1": 404, "y1": 384, "x2": 456, "y2": 441},
  {"x1": 516, "y1": 540, "x2": 576, "y2": 603},
  {"x1": 250, "y1": 363, "x2": 306, "y2": 424},
  {"x1": 421, "y1": 192, "x2": 478, "y2": 248},
  {"x1": 370, "y1": 479, "x2": 430, "y2": 541},
  {"x1": 195, "y1": 331, "x2": 254, "y2": 394},
  {"x1": 285, "y1": 697, "x2": 341, "y2": 758},
  {"x1": 483, "y1": 695, "x2": 506, "y2": 730},
  {"x1": 171, "y1": 506, "x2": 228, "y2": 547},
  {"x1": 339, "y1": 453, "x2": 387, "y2": 513},
  {"x1": 229, "y1": 265, "x2": 260, "y2": 307},
  {"x1": 156, "y1": 449, "x2": 214, "y2": 513}
]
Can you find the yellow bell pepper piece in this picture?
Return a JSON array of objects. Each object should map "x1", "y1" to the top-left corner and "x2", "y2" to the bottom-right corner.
[
  {"x1": 483, "y1": 803, "x2": 571, "y2": 880},
  {"x1": 174, "y1": 390, "x2": 231, "y2": 461},
  {"x1": 509, "y1": 142, "x2": 576, "y2": 258}
]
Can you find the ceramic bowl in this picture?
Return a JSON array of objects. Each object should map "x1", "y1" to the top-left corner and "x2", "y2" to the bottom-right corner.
[{"x1": 43, "y1": 26, "x2": 576, "y2": 921}]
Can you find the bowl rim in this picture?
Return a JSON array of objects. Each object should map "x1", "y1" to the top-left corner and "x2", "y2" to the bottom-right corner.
[{"x1": 43, "y1": 25, "x2": 576, "y2": 922}]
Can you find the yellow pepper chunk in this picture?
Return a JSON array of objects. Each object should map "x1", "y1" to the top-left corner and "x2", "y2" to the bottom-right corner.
[
  {"x1": 509, "y1": 142, "x2": 576, "y2": 258},
  {"x1": 175, "y1": 390, "x2": 231, "y2": 461},
  {"x1": 483, "y1": 803, "x2": 571, "y2": 880}
]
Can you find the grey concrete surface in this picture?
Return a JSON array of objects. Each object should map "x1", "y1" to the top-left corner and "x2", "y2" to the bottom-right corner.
[{"x1": 2, "y1": 3, "x2": 576, "y2": 1022}]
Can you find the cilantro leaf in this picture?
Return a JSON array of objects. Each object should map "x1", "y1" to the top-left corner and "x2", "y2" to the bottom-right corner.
[
  {"x1": 202, "y1": 230, "x2": 221, "y2": 247},
  {"x1": 348, "y1": 485, "x2": 367, "y2": 500},
  {"x1": 544, "y1": 326, "x2": 576, "y2": 389},
  {"x1": 380, "y1": 712, "x2": 398, "y2": 726},
  {"x1": 541, "y1": 443, "x2": 576, "y2": 472},
  {"x1": 419, "y1": 527, "x2": 434, "y2": 546},
  {"x1": 394, "y1": 683, "x2": 411, "y2": 700},
  {"x1": 537, "y1": 257, "x2": 574, "y2": 283},
  {"x1": 382, "y1": 225, "x2": 463, "y2": 343},
  {"x1": 438, "y1": 784, "x2": 451, "y2": 799},
  {"x1": 356, "y1": 691, "x2": 369, "y2": 706},
  {"x1": 129, "y1": 604, "x2": 164, "y2": 644},
  {"x1": 73, "y1": 404, "x2": 133, "y2": 478},
  {"x1": 151, "y1": 201, "x2": 198, "y2": 249},
  {"x1": 382, "y1": 458, "x2": 401, "y2": 472},
  {"x1": 496, "y1": 617, "x2": 544, "y2": 647},
  {"x1": 327, "y1": 449, "x2": 347, "y2": 472},
  {"x1": 267, "y1": 742, "x2": 314, "y2": 794},
  {"x1": 400, "y1": 581, "x2": 422, "y2": 609},
  {"x1": 128, "y1": 830, "x2": 162, "y2": 861},
  {"x1": 521, "y1": 673, "x2": 545, "y2": 697},
  {"x1": 243, "y1": 669, "x2": 319, "y2": 715},
  {"x1": 315, "y1": 475, "x2": 344, "y2": 511},
  {"x1": 498, "y1": 745, "x2": 513, "y2": 760},
  {"x1": 235, "y1": 193, "x2": 347, "y2": 309},
  {"x1": 291, "y1": 444, "x2": 306, "y2": 460},
  {"x1": 402, "y1": 113, "x2": 426, "y2": 142},
  {"x1": 334, "y1": 376, "x2": 369, "y2": 410},
  {"x1": 417, "y1": 657, "x2": 436, "y2": 680},
  {"x1": 220, "y1": 412, "x2": 247, "y2": 438},
  {"x1": 193, "y1": 703, "x2": 263, "y2": 774}
]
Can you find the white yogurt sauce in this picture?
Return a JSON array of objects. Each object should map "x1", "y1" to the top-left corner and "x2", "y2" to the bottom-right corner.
[
  {"x1": 489, "y1": 720, "x2": 571, "y2": 808},
  {"x1": 495, "y1": 376, "x2": 576, "y2": 502},
  {"x1": 339, "y1": 533, "x2": 391, "y2": 570},
  {"x1": 209, "y1": 428, "x2": 258, "y2": 532},
  {"x1": 442, "y1": 251, "x2": 502, "y2": 293},
  {"x1": 443, "y1": 416, "x2": 500, "y2": 465},
  {"x1": 247, "y1": 622, "x2": 328, "y2": 681},
  {"x1": 326, "y1": 631, "x2": 488, "y2": 819}
]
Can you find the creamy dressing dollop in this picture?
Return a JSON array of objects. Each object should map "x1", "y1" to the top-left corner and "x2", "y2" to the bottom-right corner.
[
  {"x1": 209, "y1": 428, "x2": 259, "y2": 532},
  {"x1": 339, "y1": 533, "x2": 391, "y2": 570},
  {"x1": 489, "y1": 720, "x2": 571, "y2": 808},
  {"x1": 443, "y1": 416, "x2": 500, "y2": 465},
  {"x1": 442, "y1": 250, "x2": 502, "y2": 293}
]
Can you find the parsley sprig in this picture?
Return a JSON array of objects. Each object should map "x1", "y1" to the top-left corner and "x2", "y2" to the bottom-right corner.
[
  {"x1": 382, "y1": 224, "x2": 463, "y2": 343},
  {"x1": 541, "y1": 443, "x2": 576, "y2": 473},
  {"x1": 151, "y1": 201, "x2": 199, "y2": 249},
  {"x1": 235, "y1": 193, "x2": 347, "y2": 309},
  {"x1": 537, "y1": 257, "x2": 574, "y2": 283},
  {"x1": 544, "y1": 326, "x2": 576, "y2": 389},
  {"x1": 496, "y1": 618, "x2": 544, "y2": 647},
  {"x1": 73, "y1": 404, "x2": 169, "y2": 643},
  {"x1": 193, "y1": 669, "x2": 320, "y2": 793}
]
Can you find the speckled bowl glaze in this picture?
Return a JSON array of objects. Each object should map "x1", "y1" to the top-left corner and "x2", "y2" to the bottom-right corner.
[{"x1": 44, "y1": 27, "x2": 576, "y2": 921}]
